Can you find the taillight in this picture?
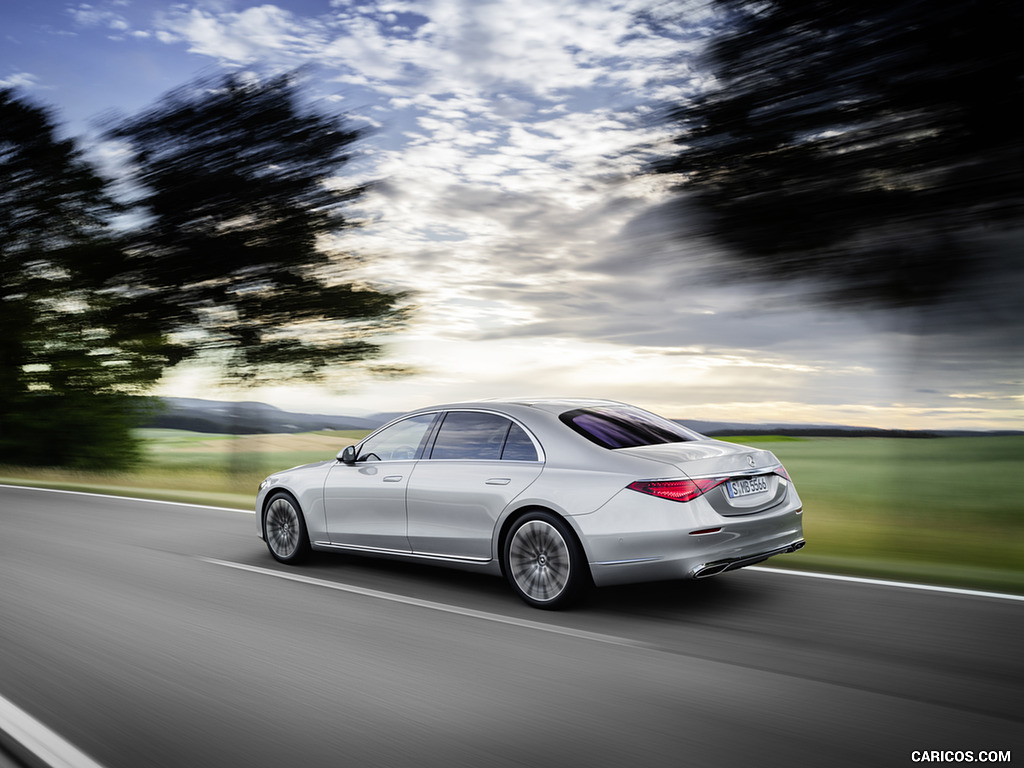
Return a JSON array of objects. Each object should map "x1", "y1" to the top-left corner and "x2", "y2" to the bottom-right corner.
[
  {"x1": 627, "y1": 477, "x2": 727, "y2": 503},
  {"x1": 774, "y1": 465, "x2": 791, "y2": 481}
]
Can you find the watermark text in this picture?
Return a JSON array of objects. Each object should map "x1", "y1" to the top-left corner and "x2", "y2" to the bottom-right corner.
[{"x1": 911, "y1": 752, "x2": 1012, "y2": 763}]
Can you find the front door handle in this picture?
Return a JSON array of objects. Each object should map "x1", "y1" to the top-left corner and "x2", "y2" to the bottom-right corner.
[
  {"x1": 486, "y1": 478, "x2": 511, "y2": 486},
  {"x1": 383, "y1": 475, "x2": 403, "y2": 483}
]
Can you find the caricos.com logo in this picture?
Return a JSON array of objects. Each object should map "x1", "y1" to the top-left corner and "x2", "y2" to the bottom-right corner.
[{"x1": 911, "y1": 751, "x2": 1012, "y2": 763}]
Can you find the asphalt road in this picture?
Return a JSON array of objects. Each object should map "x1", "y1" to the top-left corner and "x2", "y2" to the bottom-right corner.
[{"x1": 0, "y1": 485, "x2": 1020, "y2": 768}]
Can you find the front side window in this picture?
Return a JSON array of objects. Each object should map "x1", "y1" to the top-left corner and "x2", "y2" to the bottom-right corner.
[
  {"x1": 559, "y1": 405, "x2": 702, "y2": 449},
  {"x1": 357, "y1": 413, "x2": 437, "y2": 461}
]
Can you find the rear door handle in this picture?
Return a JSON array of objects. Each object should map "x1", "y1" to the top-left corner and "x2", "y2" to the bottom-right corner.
[
  {"x1": 486, "y1": 478, "x2": 511, "y2": 486},
  {"x1": 384, "y1": 475, "x2": 403, "y2": 483}
]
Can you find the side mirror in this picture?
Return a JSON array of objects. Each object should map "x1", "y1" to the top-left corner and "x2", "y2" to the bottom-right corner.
[{"x1": 338, "y1": 445, "x2": 357, "y2": 464}]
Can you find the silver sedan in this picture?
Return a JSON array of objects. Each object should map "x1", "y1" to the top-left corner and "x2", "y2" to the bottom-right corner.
[{"x1": 256, "y1": 399, "x2": 805, "y2": 609}]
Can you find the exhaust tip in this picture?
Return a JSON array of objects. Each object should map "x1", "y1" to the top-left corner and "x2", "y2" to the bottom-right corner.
[{"x1": 692, "y1": 563, "x2": 728, "y2": 578}]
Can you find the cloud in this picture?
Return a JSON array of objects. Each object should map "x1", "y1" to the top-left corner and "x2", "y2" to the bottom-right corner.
[
  {"x1": 154, "y1": 4, "x2": 327, "y2": 65},
  {"x1": 0, "y1": 72, "x2": 39, "y2": 89},
  {"x1": 67, "y1": 2, "x2": 138, "y2": 39},
  {"x1": 68, "y1": 3, "x2": 128, "y2": 29}
]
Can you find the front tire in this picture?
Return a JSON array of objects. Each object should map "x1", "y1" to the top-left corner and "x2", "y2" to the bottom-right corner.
[
  {"x1": 263, "y1": 492, "x2": 310, "y2": 564},
  {"x1": 504, "y1": 511, "x2": 588, "y2": 609}
]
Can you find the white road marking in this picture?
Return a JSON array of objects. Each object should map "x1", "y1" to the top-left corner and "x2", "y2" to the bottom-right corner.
[
  {"x1": 0, "y1": 693, "x2": 106, "y2": 768},
  {"x1": 0, "y1": 483, "x2": 252, "y2": 514},
  {"x1": 4, "y1": 485, "x2": 1021, "y2": 602},
  {"x1": 198, "y1": 557, "x2": 655, "y2": 650},
  {"x1": 748, "y1": 566, "x2": 1024, "y2": 602}
]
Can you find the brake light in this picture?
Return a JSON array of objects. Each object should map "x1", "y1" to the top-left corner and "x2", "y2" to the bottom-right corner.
[
  {"x1": 774, "y1": 466, "x2": 791, "y2": 481},
  {"x1": 627, "y1": 477, "x2": 727, "y2": 503}
]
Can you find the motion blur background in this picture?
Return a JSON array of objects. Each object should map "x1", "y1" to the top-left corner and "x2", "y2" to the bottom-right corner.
[{"x1": 1, "y1": 0, "x2": 1021, "y2": 589}]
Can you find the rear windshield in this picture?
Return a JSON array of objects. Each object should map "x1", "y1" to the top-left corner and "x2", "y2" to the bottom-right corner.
[{"x1": 559, "y1": 405, "x2": 702, "y2": 449}]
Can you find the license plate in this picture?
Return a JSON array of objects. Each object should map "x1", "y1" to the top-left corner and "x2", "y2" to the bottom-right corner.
[{"x1": 726, "y1": 475, "x2": 770, "y2": 498}]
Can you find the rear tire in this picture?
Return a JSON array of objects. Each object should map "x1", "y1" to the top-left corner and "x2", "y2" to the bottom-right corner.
[
  {"x1": 503, "y1": 511, "x2": 588, "y2": 609},
  {"x1": 263, "y1": 492, "x2": 311, "y2": 564}
]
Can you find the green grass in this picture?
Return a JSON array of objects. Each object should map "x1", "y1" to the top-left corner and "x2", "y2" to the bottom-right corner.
[
  {"x1": 735, "y1": 436, "x2": 1024, "y2": 594},
  {"x1": 135, "y1": 428, "x2": 367, "y2": 475},
  {"x1": 2, "y1": 431, "x2": 1021, "y2": 594},
  {"x1": 0, "y1": 429, "x2": 370, "y2": 510}
]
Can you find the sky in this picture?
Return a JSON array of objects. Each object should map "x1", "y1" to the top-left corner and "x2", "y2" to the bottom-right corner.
[{"x1": 2, "y1": 0, "x2": 1022, "y2": 429}]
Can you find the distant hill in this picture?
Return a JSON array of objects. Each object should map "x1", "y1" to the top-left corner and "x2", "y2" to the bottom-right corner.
[
  {"x1": 141, "y1": 397, "x2": 388, "y2": 434},
  {"x1": 135, "y1": 397, "x2": 1021, "y2": 438},
  {"x1": 680, "y1": 420, "x2": 938, "y2": 438},
  {"x1": 680, "y1": 420, "x2": 1023, "y2": 438}
]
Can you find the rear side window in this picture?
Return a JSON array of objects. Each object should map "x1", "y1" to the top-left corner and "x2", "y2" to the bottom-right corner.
[
  {"x1": 560, "y1": 406, "x2": 701, "y2": 449},
  {"x1": 501, "y1": 423, "x2": 539, "y2": 462},
  {"x1": 430, "y1": 412, "x2": 506, "y2": 460},
  {"x1": 430, "y1": 412, "x2": 540, "y2": 461}
]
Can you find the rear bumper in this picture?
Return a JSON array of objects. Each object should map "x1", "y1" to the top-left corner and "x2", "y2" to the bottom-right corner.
[{"x1": 573, "y1": 483, "x2": 805, "y2": 587}]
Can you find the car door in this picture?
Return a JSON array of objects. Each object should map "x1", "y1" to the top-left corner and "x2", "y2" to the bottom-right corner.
[
  {"x1": 324, "y1": 412, "x2": 438, "y2": 551},
  {"x1": 406, "y1": 411, "x2": 544, "y2": 560}
]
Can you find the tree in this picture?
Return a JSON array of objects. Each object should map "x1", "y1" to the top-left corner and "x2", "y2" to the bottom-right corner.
[
  {"x1": 106, "y1": 72, "x2": 406, "y2": 387},
  {"x1": 654, "y1": 0, "x2": 1023, "y2": 307},
  {"x1": 0, "y1": 89, "x2": 171, "y2": 468}
]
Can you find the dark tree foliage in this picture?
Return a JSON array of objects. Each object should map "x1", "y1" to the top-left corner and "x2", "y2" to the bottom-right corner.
[
  {"x1": 655, "y1": 0, "x2": 1023, "y2": 306},
  {"x1": 107, "y1": 72, "x2": 405, "y2": 384},
  {"x1": 0, "y1": 89, "x2": 170, "y2": 469}
]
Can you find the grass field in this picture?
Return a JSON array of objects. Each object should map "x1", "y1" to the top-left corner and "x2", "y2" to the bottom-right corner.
[
  {"x1": 0, "y1": 429, "x2": 365, "y2": 509},
  {"x1": 719, "y1": 435, "x2": 1024, "y2": 592},
  {"x1": 3, "y1": 430, "x2": 1021, "y2": 594}
]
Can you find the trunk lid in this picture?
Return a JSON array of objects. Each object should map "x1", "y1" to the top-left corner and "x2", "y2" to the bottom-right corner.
[
  {"x1": 618, "y1": 439, "x2": 791, "y2": 516},
  {"x1": 616, "y1": 439, "x2": 779, "y2": 478}
]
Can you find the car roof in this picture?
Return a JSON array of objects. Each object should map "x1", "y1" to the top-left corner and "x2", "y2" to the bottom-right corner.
[{"x1": 406, "y1": 398, "x2": 629, "y2": 416}]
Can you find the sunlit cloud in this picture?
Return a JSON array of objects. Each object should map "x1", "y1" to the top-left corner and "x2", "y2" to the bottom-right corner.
[{"x1": 949, "y1": 391, "x2": 1024, "y2": 402}]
